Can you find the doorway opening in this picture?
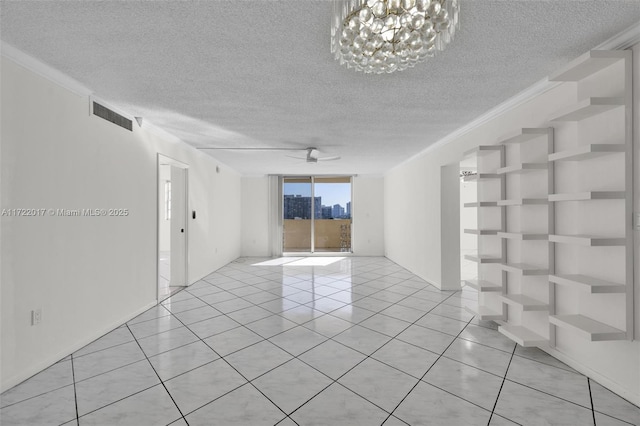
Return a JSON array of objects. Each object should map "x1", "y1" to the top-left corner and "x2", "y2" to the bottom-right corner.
[
  {"x1": 282, "y1": 176, "x2": 352, "y2": 254},
  {"x1": 158, "y1": 154, "x2": 189, "y2": 301}
]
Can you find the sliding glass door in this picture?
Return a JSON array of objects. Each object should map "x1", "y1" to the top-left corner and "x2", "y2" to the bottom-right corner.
[{"x1": 283, "y1": 176, "x2": 351, "y2": 253}]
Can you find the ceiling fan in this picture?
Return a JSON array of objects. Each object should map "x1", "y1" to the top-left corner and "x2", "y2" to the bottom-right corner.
[
  {"x1": 287, "y1": 147, "x2": 341, "y2": 163},
  {"x1": 196, "y1": 146, "x2": 340, "y2": 163}
]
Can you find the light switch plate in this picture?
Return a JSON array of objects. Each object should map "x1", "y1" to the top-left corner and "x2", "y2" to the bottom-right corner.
[{"x1": 635, "y1": 212, "x2": 640, "y2": 230}]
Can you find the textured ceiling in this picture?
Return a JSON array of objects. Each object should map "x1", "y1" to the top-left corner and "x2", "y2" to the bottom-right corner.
[{"x1": 2, "y1": 1, "x2": 640, "y2": 175}]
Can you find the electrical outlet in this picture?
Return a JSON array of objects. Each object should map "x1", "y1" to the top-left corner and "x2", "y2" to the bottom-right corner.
[
  {"x1": 635, "y1": 212, "x2": 640, "y2": 231},
  {"x1": 31, "y1": 309, "x2": 42, "y2": 326}
]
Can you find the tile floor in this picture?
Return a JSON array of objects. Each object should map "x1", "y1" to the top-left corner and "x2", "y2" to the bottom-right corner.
[{"x1": 1, "y1": 257, "x2": 639, "y2": 425}]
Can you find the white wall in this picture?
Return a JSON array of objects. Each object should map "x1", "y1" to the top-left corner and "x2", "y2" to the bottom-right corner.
[
  {"x1": 241, "y1": 176, "x2": 271, "y2": 256},
  {"x1": 240, "y1": 175, "x2": 384, "y2": 257},
  {"x1": 352, "y1": 176, "x2": 384, "y2": 256},
  {"x1": 0, "y1": 55, "x2": 242, "y2": 392},
  {"x1": 384, "y1": 47, "x2": 640, "y2": 404}
]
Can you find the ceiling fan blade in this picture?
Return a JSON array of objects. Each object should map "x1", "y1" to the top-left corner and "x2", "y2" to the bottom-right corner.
[
  {"x1": 317, "y1": 156, "x2": 341, "y2": 161},
  {"x1": 197, "y1": 147, "x2": 305, "y2": 151}
]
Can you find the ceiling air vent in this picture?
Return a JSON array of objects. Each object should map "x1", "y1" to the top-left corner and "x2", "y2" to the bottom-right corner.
[{"x1": 93, "y1": 101, "x2": 132, "y2": 131}]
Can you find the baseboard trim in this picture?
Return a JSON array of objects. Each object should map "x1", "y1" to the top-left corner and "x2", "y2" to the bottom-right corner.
[{"x1": 542, "y1": 346, "x2": 640, "y2": 407}]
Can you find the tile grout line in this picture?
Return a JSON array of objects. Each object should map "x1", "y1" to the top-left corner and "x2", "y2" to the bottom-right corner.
[
  {"x1": 124, "y1": 323, "x2": 191, "y2": 426},
  {"x1": 154, "y1": 300, "x2": 292, "y2": 423},
  {"x1": 161, "y1": 261, "x2": 454, "y2": 420},
  {"x1": 487, "y1": 343, "x2": 517, "y2": 425},
  {"x1": 70, "y1": 354, "x2": 80, "y2": 426},
  {"x1": 283, "y1": 287, "x2": 467, "y2": 421},
  {"x1": 379, "y1": 312, "x2": 475, "y2": 425},
  {"x1": 588, "y1": 378, "x2": 597, "y2": 425}
]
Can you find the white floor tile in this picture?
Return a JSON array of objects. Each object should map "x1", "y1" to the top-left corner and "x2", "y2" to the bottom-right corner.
[
  {"x1": 444, "y1": 338, "x2": 512, "y2": 377},
  {"x1": 185, "y1": 384, "x2": 285, "y2": 426},
  {"x1": 333, "y1": 325, "x2": 392, "y2": 355},
  {"x1": 75, "y1": 360, "x2": 159, "y2": 416},
  {"x1": 338, "y1": 358, "x2": 417, "y2": 412},
  {"x1": 371, "y1": 338, "x2": 439, "y2": 379},
  {"x1": 148, "y1": 340, "x2": 219, "y2": 381},
  {"x1": 291, "y1": 383, "x2": 389, "y2": 426},
  {"x1": 1, "y1": 360, "x2": 73, "y2": 408},
  {"x1": 298, "y1": 340, "x2": 367, "y2": 380},
  {"x1": 5, "y1": 256, "x2": 631, "y2": 425},
  {"x1": 73, "y1": 340, "x2": 146, "y2": 382},
  {"x1": 269, "y1": 326, "x2": 328, "y2": 356},
  {"x1": 394, "y1": 381, "x2": 491, "y2": 426},
  {"x1": 423, "y1": 356, "x2": 504, "y2": 410},
  {"x1": 203, "y1": 326, "x2": 263, "y2": 356},
  {"x1": 0, "y1": 384, "x2": 76, "y2": 426},
  {"x1": 164, "y1": 358, "x2": 247, "y2": 415},
  {"x1": 253, "y1": 359, "x2": 333, "y2": 414},
  {"x1": 224, "y1": 341, "x2": 293, "y2": 380},
  {"x1": 590, "y1": 380, "x2": 640, "y2": 425},
  {"x1": 78, "y1": 384, "x2": 182, "y2": 426},
  {"x1": 494, "y1": 380, "x2": 594, "y2": 425},
  {"x1": 506, "y1": 354, "x2": 591, "y2": 408}
]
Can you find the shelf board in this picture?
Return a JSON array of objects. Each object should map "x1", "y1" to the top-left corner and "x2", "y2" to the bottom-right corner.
[
  {"x1": 464, "y1": 173, "x2": 501, "y2": 182},
  {"x1": 464, "y1": 279, "x2": 502, "y2": 293},
  {"x1": 497, "y1": 163, "x2": 547, "y2": 175},
  {"x1": 549, "y1": 314, "x2": 626, "y2": 341},
  {"x1": 497, "y1": 263, "x2": 548, "y2": 276},
  {"x1": 498, "y1": 325, "x2": 548, "y2": 347},
  {"x1": 548, "y1": 191, "x2": 625, "y2": 202},
  {"x1": 464, "y1": 201, "x2": 499, "y2": 208},
  {"x1": 464, "y1": 254, "x2": 503, "y2": 264},
  {"x1": 498, "y1": 128, "x2": 551, "y2": 145},
  {"x1": 497, "y1": 232, "x2": 547, "y2": 241},
  {"x1": 464, "y1": 229, "x2": 500, "y2": 236},
  {"x1": 497, "y1": 198, "x2": 547, "y2": 206},
  {"x1": 549, "y1": 234, "x2": 626, "y2": 247},
  {"x1": 549, "y1": 274, "x2": 626, "y2": 294},
  {"x1": 549, "y1": 144, "x2": 625, "y2": 162},
  {"x1": 549, "y1": 97, "x2": 624, "y2": 122},
  {"x1": 501, "y1": 294, "x2": 548, "y2": 311},
  {"x1": 463, "y1": 145, "x2": 502, "y2": 158},
  {"x1": 549, "y1": 50, "x2": 628, "y2": 82},
  {"x1": 464, "y1": 305, "x2": 503, "y2": 321}
]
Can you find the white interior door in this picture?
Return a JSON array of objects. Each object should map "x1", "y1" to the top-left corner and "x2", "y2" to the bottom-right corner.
[{"x1": 170, "y1": 166, "x2": 187, "y2": 287}]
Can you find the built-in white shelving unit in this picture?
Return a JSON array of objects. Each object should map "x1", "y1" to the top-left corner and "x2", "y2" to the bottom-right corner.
[
  {"x1": 461, "y1": 50, "x2": 633, "y2": 348},
  {"x1": 546, "y1": 49, "x2": 633, "y2": 342},
  {"x1": 461, "y1": 143, "x2": 506, "y2": 322}
]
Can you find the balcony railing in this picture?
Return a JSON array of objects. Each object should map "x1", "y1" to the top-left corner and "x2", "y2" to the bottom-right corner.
[{"x1": 283, "y1": 219, "x2": 351, "y2": 252}]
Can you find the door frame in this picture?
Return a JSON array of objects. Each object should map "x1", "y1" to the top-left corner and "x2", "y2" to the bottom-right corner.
[{"x1": 157, "y1": 154, "x2": 189, "y2": 302}]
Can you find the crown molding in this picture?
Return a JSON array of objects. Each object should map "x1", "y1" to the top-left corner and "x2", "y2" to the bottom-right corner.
[
  {"x1": 1, "y1": 41, "x2": 92, "y2": 97},
  {"x1": 596, "y1": 21, "x2": 640, "y2": 50},
  {"x1": 386, "y1": 21, "x2": 640, "y2": 176}
]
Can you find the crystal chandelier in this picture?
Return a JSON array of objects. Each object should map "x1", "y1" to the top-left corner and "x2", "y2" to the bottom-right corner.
[{"x1": 331, "y1": 0, "x2": 460, "y2": 74}]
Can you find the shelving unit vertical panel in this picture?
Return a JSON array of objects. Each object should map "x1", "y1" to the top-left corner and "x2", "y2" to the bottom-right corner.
[
  {"x1": 622, "y1": 49, "x2": 633, "y2": 340},
  {"x1": 478, "y1": 146, "x2": 506, "y2": 319},
  {"x1": 547, "y1": 128, "x2": 556, "y2": 347}
]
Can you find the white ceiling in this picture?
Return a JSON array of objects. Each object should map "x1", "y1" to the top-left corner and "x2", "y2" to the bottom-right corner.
[{"x1": 2, "y1": 1, "x2": 640, "y2": 175}]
